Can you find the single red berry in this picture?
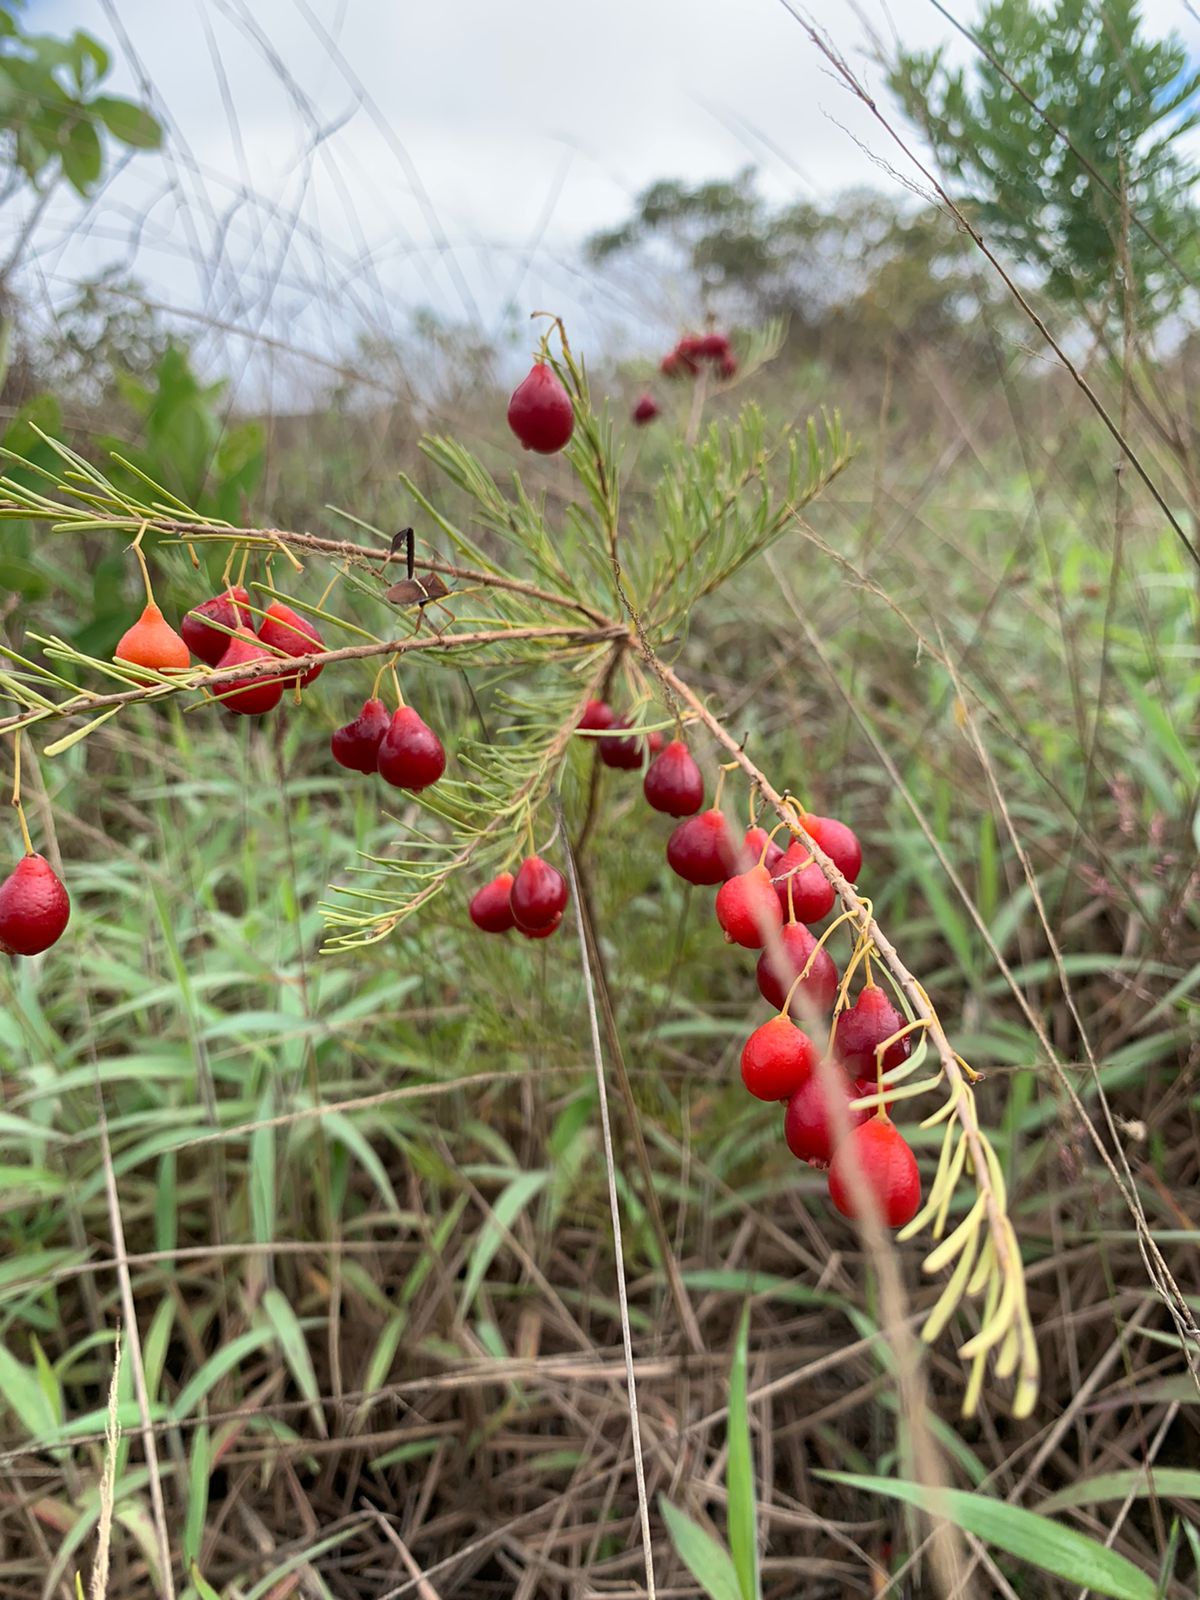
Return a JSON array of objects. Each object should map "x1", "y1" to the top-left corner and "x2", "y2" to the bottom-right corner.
[
  {"x1": 659, "y1": 350, "x2": 682, "y2": 378},
  {"x1": 258, "y1": 600, "x2": 326, "y2": 686},
  {"x1": 114, "y1": 602, "x2": 191, "y2": 674},
  {"x1": 756, "y1": 922, "x2": 839, "y2": 1016},
  {"x1": 213, "y1": 627, "x2": 284, "y2": 715},
  {"x1": 666, "y1": 809, "x2": 737, "y2": 886},
  {"x1": 676, "y1": 334, "x2": 706, "y2": 362},
  {"x1": 376, "y1": 707, "x2": 446, "y2": 791},
  {"x1": 181, "y1": 586, "x2": 254, "y2": 666},
  {"x1": 663, "y1": 341, "x2": 699, "y2": 375},
  {"x1": 578, "y1": 699, "x2": 616, "y2": 733},
  {"x1": 469, "y1": 873, "x2": 516, "y2": 934},
  {"x1": 740, "y1": 1014, "x2": 817, "y2": 1101},
  {"x1": 510, "y1": 855, "x2": 568, "y2": 931},
  {"x1": 520, "y1": 910, "x2": 562, "y2": 940},
  {"x1": 331, "y1": 697, "x2": 390, "y2": 773},
  {"x1": 632, "y1": 393, "x2": 661, "y2": 425},
  {"x1": 772, "y1": 842, "x2": 836, "y2": 923},
  {"x1": 694, "y1": 331, "x2": 731, "y2": 360},
  {"x1": 833, "y1": 984, "x2": 911, "y2": 1079},
  {"x1": 0, "y1": 853, "x2": 70, "y2": 956},
  {"x1": 507, "y1": 362, "x2": 574, "y2": 454},
  {"x1": 598, "y1": 715, "x2": 644, "y2": 770},
  {"x1": 827, "y1": 1117, "x2": 921, "y2": 1228},
  {"x1": 736, "y1": 825, "x2": 785, "y2": 878},
  {"x1": 714, "y1": 864, "x2": 783, "y2": 949},
  {"x1": 803, "y1": 814, "x2": 863, "y2": 881},
  {"x1": 647, "y1": 730, "x2": 665, "y2": 755},
  {"x1": 718, "y1": 352, "x2": 738, "y2": 379},
  {"x1": 643, "y1": 739, "x2": 704, "y2": 817},
  {"x1": 783, "y1": 1062, "x2": 868, "y2": 1169}
]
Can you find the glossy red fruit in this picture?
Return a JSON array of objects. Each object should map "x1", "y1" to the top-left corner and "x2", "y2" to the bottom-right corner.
[
  {"x1": 803, "y1": 814, "x2": 863, "y2": 882},
  {"x1": 258, "y1": 601, "x2": 325, "y2": 686},
  {"x1": 735, "y1": 825, "x2": 784, "y2": 878},
  {"x1": 833, "y1": 984, "x2": 911, "y2": 1080},
  {"x1": 507, "y1": 362, "x2": 574, "y2": 454},
  {"x1": 756, "y1": 922, "x2": 839, "y2": 1016},
  {"x1": 469, "y1": 873, "x2": 516, "y2": 934},
  {"x1": 828, "y1": 1118, "x2": 921, "y2": 1227},
  {"x1": 632, "y1": 393, "x2": 661, "y2": 425},
  {"x1": 520, "y1": 911, "x2": 562, "y2": 940},
  {"x1": 718, "y1": 352, "x2": 738, "y2": 379},
  {"x1": 510, "y1": 855, "x2": 568, "y2": 931},
  {"x1": 740, "y1": 1014, "x2": 817, "y2": 1102},
  {"x1": 114, "y1": 603, "x2": 191, "y2": 673},
  {"x1": 377, "y1": 707, "x2": 446, "y2": 791},
  {"x1": 694, "y1": 331, "x2": 731, "y2": 360},
  {"x1": 578, "y1": 699, "x2": 616, "y2": 733},
  {"x1": 772, "y1": 842, "x2": 836, "y2": 923},
  {"x1": 598, "y1": 715, "x2": 643, "y2": 770},
  {"x1": 783, "y1": 1062, "x2": 868, "y2": 1169},
  {"x1": 0, "y1": 853, "x2": 70, "y2": 956},
  {"x1": 643, "y1": 740, "x2": 704, "y2": 817},
  {"x1": 666, "y1": 809, "x2": 737, "y2": 886},
  {"x1": 331, "y1": 697, "x2": 390, "y2": 773},
  {"x1": 714, "y1": 864, "x2": 783, "y2": 949},
  {"x1": 181, "y1": 586, "x2": 254, "y2": 666},
  {"x1": 214, "y1": 628, "x2": 284, "y2": 715}
]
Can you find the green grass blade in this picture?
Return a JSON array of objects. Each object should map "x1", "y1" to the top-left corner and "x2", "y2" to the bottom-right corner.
[
  {"x1": 726, "y1": 1303, "x2": 760, "y2": 1600},
  {"x1": 659, "y1": 1495, "x2": 743, "y2": 1600},
  {"x1": 1039, "y1": 1469, "x2": 1200, "y2": 1514}
]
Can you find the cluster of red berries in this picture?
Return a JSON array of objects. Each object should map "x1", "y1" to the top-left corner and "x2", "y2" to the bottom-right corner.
[
  {"x1": 660, "y1": 330, "x2": 737, "y2": 381},
  {"x1": 469, "y1": 854, "x2": 569, "y2": 941},
  {"x1": 114, "y1": 583, "x2": 326, "y2": 714},
  {"x1": 330, "y1": 697, "x2": 445, "y2": 791}
]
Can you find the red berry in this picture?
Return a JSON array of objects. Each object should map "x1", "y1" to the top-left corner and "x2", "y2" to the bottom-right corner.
[
  {"x1": 827, "y1": 1118, "x2": 921, "y2": 1228},
  {"x1": 213, "y1": 627, "x2": 284, "y2": 715},
  {"x1": 772, "y1": 842, "x2": 836, "y2": 923},
  {"x1": 632, "y1": 393, "x2": 660, "y2": 425},
  {"x1": 376, "y1": 707, "x2": 446, "y2": 791},
  {"x1": 647, "y1": 730, "x2": 665, "y2": 756},
  {"x1": 507, "y1": 362, "x2": 574, "y2": 454},
  {"x1": 783, "y1": 1062, "x2": 867, "y2": 1168},
  {"x1": 598, "y1": 715, "x2": 643, "y2": 770},
  {"x1": 714, "y1": 864, "x2": 783, "y2": 949},
  {"x1": 181, "y1": 586, "x2": 255, "y2": 666},
  {"x1": 469, "y1": 873, "x2": 516, "y2": 934},
  {"x1": 0, "y1": 853, "x2": 70, "y2": 956},
  {"x1": 803, "y1": 814, "x2": 863, "y2": 881},
  {"x1": 663, "y1": 341, "x2": 700, "y2": 376},
  {"x1": 520, "y1": 911, "x2": 562, "y2": 940},
  {"x1": 578, "y1": 699, "x2": 616, "y2": 732},
  {"x1": 694, "y1": 331, "x2": 730, "y2": 360},
  {"x1": 114, "y1": 602, "x2": 190, "y2": 674},
  {"x1": 258, "y1": 600, "x2": 326, "y2": 686},
  {"x1": 738, "y1": 826, "x2": 785, "y2": 877},
  {"x1": 666, "y1": 809, "x2": 737, "y2": 886},
  {"x1": 331, "y1": 697, "x2": 390, "y2": 773},
  {"x1": 740, "y1": 1014, "x2": 817, "y2": 1101},
  {"x1": 643, "y1": 739, "x2": 704, "y2": 817},
  {"x1": 756, "y1": 922, "x2": 839, "y2": 1016},
  {"x1": 510, "y1": 855, "x2": 568, "y2": 931},
  {"x1": 833, "y1": 985, "x2": 911, "y2": 1079},
  {"x1": 717, "y1": 352, "x2": 738, "y2": 379}
]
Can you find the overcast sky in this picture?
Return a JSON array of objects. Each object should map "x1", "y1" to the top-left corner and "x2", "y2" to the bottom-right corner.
[{"x1": 18, "y1": 0, "x2": 1200, "y2": 399}]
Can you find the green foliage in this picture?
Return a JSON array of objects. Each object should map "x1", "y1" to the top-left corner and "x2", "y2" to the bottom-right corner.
[
  {"x1": 0, "y1": 0, "x2": 162, "y2": 198},
  {"x1": 889, "y1": 0, "x2": 1200, "y2": 326}
]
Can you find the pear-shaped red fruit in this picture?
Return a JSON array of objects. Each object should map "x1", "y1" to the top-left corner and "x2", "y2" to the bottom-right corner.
[
  {"x1": 598, "y1": 715, "x2": 644, "y2": 770},
  {"x1": 714, "y1": 864, "x2": 783, "y2": 948},
  {"x1": 783, "y1": 1062, "x2": 867, "y2": 1169},
  {"x1": 114, "y1": 603, "x2": 191, "y2": 674},
  {"x1": 632, "y1": 393, "x2": 660, "y2": 425},
  {"x1": 772, "y1": 841, "x2": 836, "y2": 923},
  {"x1": 376, "y1": 707, "x2": 446, "y2": 791},
  {"x1": 827, "y1": 1117, "x2": 920, "y2": 1227},
  {"x1": 740, "y1": 1015, "x2": 816, "y2": 1101},
  {"x1": 756, "y1": 922, "x2": 839, "y2": 1017},
  {"x1": 643, "y1": 739, "x2": 704, "y2": 817},
  {"x1": 0, "y1": 853, "x2": 70, "y2": 956},
  {"x1": 739, "y1": 825, "x2": 784, "y2": 877},
  {"x1": 578, "y1": 699, "x2": 616, "y2": 732},
  {"x1": 510, "y1": 855, "x2": 568, "y2": 931},
  {"x1": 667, "y1": 809, "x2": 737, "y2": 886},
  {"x1": 802, "y1": 814, "x2": 862, "y2": 881},
  {"x1": 507, "y1": 362, "x2": 574, "y2": 454},
  {"x1": 258, "y1": 601, "x2": 325, "y2": 686},
  {"x1": 331, "y1": 697, "x2": 389, "y2": 773},
  {"x1": 833, "y1": 984, "x2": 911, "y2": 1078},
  {"x1": 181, "y1": 586, "x2": 254, "y2": 666},
  {"x1": 213, "y1": 628, "x2": 283, "y2": 715},
  {"x1": 469, "y1": 873, "x2": 516, "y2": 933}
]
